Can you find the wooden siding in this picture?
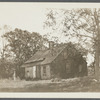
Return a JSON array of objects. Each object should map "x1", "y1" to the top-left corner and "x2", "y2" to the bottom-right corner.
[
  {"x1": 50, "y1": 49, "x2": 66, "y2": 78},
  {"x1": 24, "y1": 45, "x2": 87, "y2": 80},
  {"x1": 25, "y1": 67, "x2": 33, "y2": 78},
  {"x1": 41, "y1": 65, "x2": 51, "y2": 79},
  {"x1": 25, "y1": 66, "x2": 41, "y2": 79},
  {"x1": 50, "y1": 47, "x2": 87, "y2": 79},
  {"x1": 36, "y1": 66, "x2": 41, "y2": 79}
]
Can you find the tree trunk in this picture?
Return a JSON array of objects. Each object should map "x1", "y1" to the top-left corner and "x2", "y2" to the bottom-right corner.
[
  {"x1": 13, "y1": 70, "x2": 16, "y2": 81},
  {"x1": 94, "y1": 9, "x2": 100, "y2": 81},
  {"x1": 95, "y1": 44, "x2": 100, "y2": 81}
]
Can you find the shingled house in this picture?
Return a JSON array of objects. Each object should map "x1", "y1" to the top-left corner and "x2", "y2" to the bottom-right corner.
[{"x1": 21, "y1": 42, "x2": 87, "y2": 80}]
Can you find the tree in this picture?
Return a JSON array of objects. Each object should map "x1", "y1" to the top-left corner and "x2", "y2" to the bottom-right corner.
[
  {"x1": 0, "y1": 58, "x2": 14, "y2": 79},
  {"x1": 44, "y1": 8, "x2": 100, "y2": 80},
  {"x1": 3, "y1": 28, "x2": 48, "y2": 78}
]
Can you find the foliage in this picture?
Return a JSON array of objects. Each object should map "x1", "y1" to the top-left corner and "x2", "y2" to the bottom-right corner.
[
  {"x1": 44, "y1": 9, "x2": 99, "y2": 53},
  {"x1": 0, "y1": 58, "x2": 14, "y2": 78},
  {"x1": 44, "y1": 8, "x2": 100, "y2": 80},
  {"x1": 2, "y1": 28, "x2": 48, "y2": 78}
]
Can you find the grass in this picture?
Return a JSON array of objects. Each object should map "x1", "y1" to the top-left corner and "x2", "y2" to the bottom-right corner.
[{"x1": 0, "y1": 76, "x2": 100, "y2": 92}]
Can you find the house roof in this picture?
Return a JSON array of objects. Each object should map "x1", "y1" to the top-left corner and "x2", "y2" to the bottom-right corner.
[
  {"x1": 21, "y1": 43, "x2": 85, "y2": 68},
  {"x1": 21, "y1": 45, "x2": 66, "y2": 67}
]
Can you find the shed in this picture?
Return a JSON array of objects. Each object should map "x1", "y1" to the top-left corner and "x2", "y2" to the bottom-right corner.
[{"x1": 21, "y1": 43, "x2": 87, "y2": 80}]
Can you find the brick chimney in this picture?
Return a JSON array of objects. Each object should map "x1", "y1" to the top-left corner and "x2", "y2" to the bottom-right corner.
[
  {"x1": 49, "y1": 41, "x2": 55, "y2": 55},
  {"x1": 49, "y1": 41, "x2": 54, "y2": 49}
]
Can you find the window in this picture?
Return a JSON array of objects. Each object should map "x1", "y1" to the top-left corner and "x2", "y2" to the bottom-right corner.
[
  {"x1": 66, "y1": 61, "x2": 71, "y2": 73},
  {"x1": 63, "y1": 51, "x2": 68, "y2": 59},
  {"x1": 79, "y1": 65, "x2": 82, "y2": 72},
  {"x1": 43, "y1": 66, "x2": 46, "y2": 76},
  {"x1": 26, "y1": 71, "x2": 30, "y2": 78}
]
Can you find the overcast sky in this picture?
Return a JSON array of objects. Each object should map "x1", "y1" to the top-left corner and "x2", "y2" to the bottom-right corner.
[
  {"x1": 0, "y1": 3, "x2": 46, "y2": 34},
  {"x1": 0, "y1": 3, "x2": 47, "y2": 52},
  {"x1": 0, "y1": 3, "x2": 99, "y2": 34},
  {"x1": 0, "y1": 3, "x2": 98, "y2": 65},
  {"x1": 0, "y1": 3, "x2": 76, "y2": 47}
]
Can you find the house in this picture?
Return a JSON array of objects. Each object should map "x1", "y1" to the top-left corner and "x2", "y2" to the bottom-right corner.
[{"x1": 21, "y1": 42, "x2": 88, "y2": 80}]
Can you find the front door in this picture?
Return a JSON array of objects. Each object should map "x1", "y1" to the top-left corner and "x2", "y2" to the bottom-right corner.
[{"x1": 33, "y1": 66, "x2": 36, "y2": 78}]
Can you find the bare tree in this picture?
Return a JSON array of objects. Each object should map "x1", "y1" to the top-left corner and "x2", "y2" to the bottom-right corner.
[{"x1": 44, "y1": 8, "x2": 100, "y2": 80}]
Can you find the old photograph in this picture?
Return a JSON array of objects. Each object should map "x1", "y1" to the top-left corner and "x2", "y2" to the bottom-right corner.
[{"x1": 0, "y1": 3, "x2": 100, "y2": 95}]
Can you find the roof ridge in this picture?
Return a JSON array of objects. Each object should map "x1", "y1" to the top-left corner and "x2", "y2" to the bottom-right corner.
[
  {"x1": 50, "y1": 46, "x2": 66, "y2": 64},
  {"x1": 24, "y1": 45, "x2": 66, "y2": 66}
]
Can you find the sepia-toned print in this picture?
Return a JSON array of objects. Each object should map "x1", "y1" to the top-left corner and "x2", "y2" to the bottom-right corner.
[{"x1": 0, "y1": 3, "x2": 100, "y2": 93}]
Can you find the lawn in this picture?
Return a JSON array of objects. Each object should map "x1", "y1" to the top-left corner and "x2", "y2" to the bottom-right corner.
[{"x1": 0, "y1": 76, "x2": 100, "y2": 92}]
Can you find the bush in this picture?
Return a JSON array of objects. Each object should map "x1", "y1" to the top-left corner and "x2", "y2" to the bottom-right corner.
[
  {"x1": 88, "y1": 67, "x2": 94, "y2": 76},
  {"x1": 0, "y1": 59, "x2": 14, "y2": 79},
  {"x1": 51, "y1": 78, "x2": 61, "y2": 82}
]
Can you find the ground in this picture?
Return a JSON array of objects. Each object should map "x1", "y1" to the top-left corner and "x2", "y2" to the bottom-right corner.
[{"x1": 0, "y1": 76, "x2": 100, "y2": 92}]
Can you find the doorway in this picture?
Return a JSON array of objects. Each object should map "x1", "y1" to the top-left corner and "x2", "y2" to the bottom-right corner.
[{"x1": 33, "y1": 66, "x2": 36, "y2": 78}]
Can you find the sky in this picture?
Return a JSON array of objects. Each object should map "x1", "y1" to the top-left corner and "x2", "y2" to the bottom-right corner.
[
  {"x1": 0, "y1": 3, "x2": 97, "y2": 65},
  {"x1": 0, "y1": 3, "x2": 46, "y2": 33},
  {"x1": 0, "y1": 3, "x2": 99, "y2": 34},
  {"x1": 0, "y1": 3, "x2": 47, "y2": 53},
  {"x1": 0, "y1": 3, "x2": 72, "y2": 49}
]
